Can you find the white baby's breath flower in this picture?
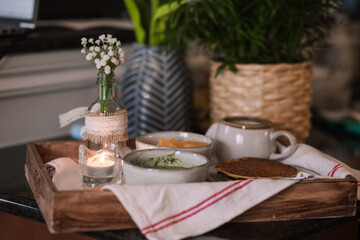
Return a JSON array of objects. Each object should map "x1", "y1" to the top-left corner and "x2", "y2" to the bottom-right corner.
[
  {"x1": 86, "y1": 53, "x2": 93, "y2": 61},
  {"x1": 81, "y1": 37, "x2": 87, "y2": 45},
  {"x1": 81, "y1": 34, "x2": 125, "y2": 75},
  {"x1": 111, "y1": 57, "x2": 119, "y2": 65},
  {"x1": 100, "y1": 59, "x2": 107, "y2": 67},
  {"x1": 104, "y1": 65, "x2": 111, "y2": 74}
]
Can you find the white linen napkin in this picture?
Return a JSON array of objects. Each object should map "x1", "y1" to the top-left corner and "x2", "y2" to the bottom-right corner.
[
  {"x1": 46, "y1": 157, "x2": 82, "y2": 191},
  {"x1": 103, "y1": 178, "x2": 297, "y2": 240},
  {"x1": 281, "y1": 143, "x2": 360, "y2": 182}
]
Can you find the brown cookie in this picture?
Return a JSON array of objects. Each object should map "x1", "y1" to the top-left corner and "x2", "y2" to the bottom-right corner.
[{"x1": 215, "y1": 157, "x2": 298, "y2": 179}]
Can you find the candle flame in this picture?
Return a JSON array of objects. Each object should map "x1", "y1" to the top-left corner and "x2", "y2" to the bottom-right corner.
[
  {"x1": 87, "y1": 150, "x2": 116, "y2": 166},
  {"x1": 99, "y1": 153, "x2": 105, "y2": 163}
]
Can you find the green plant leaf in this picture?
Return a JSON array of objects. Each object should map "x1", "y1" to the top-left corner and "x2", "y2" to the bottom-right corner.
[
  {"x1": 151, "y1": 0, "x2": 159, "y2": 13},
  {"x1": 215, "y1": 63, "x2": 226, "y2": 77},
  {"x1": 149, "y1": 0, "x2": 185, "y2": 46},
  {"x1": 165, "y1": 0, "x2": 344, "y2": 73},
  {"x1": 124, "y1": 0, "x2": 147, "y2": 44}
]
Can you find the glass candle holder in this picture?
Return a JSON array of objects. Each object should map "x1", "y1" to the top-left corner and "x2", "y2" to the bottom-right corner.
[{"x1": 79, "y1": 145, "x2": 122, "y2": 189}]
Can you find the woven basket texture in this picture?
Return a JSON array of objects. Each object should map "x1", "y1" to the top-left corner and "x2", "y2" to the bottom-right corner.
[{"x1": 209, "y1": 61, "x2": 313, "y2": 142}]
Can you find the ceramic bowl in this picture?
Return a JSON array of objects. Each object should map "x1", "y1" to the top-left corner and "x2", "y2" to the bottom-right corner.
[
  {"x1": 123, "y1": 149, "x2": 209, "y2": 185},
  {"x1": 135, "y1": 131, "x2": 213, "y2": 159}
]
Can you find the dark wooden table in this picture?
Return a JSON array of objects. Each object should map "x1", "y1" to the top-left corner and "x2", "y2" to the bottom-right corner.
[{"x1": 0, "y1": 125, "x2": 360, "y2": 240}]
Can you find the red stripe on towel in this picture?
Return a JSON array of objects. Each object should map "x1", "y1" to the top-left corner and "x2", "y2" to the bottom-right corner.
[
  {"x1": 330, "y1": 165, "x2": 343, "y2": 177},
  {"x1": 46, "y1": 166, "x2": 55, "y2": 171},
  {"x1": 70, "y1": 158, "x2": 79, "y2": 164},
  {"x1": 141, "y1": 180, "x2": 246, "y2": 232},
  {"x1": 328, "y1": 164, "x2": 341, "y2": 177},
  {"x1": 327, "y1": 164, "x2": 338, "y2": 176},
  {"x1": 143, "y1": 179, "x2": 255, "y2": 236},
  {"x1": 328, "y1": 164, "x2": 343, "y2": 177}
]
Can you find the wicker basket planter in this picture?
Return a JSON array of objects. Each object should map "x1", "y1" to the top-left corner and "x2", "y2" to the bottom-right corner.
[{"x1": 209, "y1": 61, "x2": 313, "y2": 142}]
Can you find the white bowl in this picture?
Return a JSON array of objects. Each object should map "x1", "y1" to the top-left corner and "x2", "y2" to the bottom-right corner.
[
  {"x1": 123, "y1": 149, "x2": 209, "y2": 185},
  {"x1": 135, "y1": 131, "x2": 213, "y2": 159}
]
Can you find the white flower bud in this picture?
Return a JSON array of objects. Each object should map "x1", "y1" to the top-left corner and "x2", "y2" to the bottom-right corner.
[
  {"x1": 100, "y1": 51, "x2": 105, "y2": 57},
  {"x1": 103, "y1": 45, "x2": 108, "y2": 50},
  {"x1": 108, "y1": 50, "x2": 114, "y2": 57},
  {"x1": 100, "y1": 59, "x2": 107, "y2": 66},
  {"x1": 99, "y1": 34, "x2": 105, "y2": 41},
  {"x1": 94, "y1": 59, "x2": 100, "y2": 64},
  {"x1": 96, "y1": 63, "x2": 101, "y2": 69},
  {"x1": 103, "y1": 55, "x2": 110, "y2": 61},
  {"x1": 80, "y1": 49, "x2": 86, "y2": 54},
  {"x1": 86, "y1": 53, "x2": 93, "y2": 61},
  {"x1": 95, "y1": 46, "x2": 100, "y2": 52},
  {"x1": 95, "y1": 40, "x2": 100, "y2": 45},
  {"x1": 89, "y1": 38, "x2": 94, "y2": 43},
  {"x1": 89, "y1": 46, "x2": 94, "y2": 51},
  {"x1": 104, "y1": 65, "x2": 111, "y2": 74},
  {"x1": 81, "y1": 37, "x2": 87, "y2": 45},
  {"x1": 111, "y1": 57, "x2": 119, "y2": 65}
]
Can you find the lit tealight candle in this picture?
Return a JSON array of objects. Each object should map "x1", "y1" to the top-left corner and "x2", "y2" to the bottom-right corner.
[{"x1": 87, "y1": 151, "x2": 115, "y2": 177}]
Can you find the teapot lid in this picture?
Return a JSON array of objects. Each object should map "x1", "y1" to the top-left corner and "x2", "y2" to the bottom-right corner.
[{"x1": 220, "y1": 116, "x2": 273, "y2": 129}]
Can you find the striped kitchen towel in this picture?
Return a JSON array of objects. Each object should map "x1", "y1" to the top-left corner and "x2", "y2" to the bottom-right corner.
[{"x1": 103, "y1": 177, "x2": 298, "y2": 240}]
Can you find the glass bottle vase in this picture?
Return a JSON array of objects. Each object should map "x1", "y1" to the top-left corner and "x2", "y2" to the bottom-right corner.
[{"x1": 83, "y1": 72, "x2": 128, "y2": 188}]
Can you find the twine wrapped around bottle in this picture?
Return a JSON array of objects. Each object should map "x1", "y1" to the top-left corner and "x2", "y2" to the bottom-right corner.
[
  {"x1": 209, "y1": 61, "x2": 313, "y2": 142},
  {"x1": 84, "y1": 110, "x2": 128, "y2": 145}
]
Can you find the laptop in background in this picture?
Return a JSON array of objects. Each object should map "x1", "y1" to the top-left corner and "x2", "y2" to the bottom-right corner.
[{"x1": 0, "y1": 0, "x2": 39, "y2": 35}]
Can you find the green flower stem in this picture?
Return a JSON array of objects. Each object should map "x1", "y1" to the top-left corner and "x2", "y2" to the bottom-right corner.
[
  {"x1": 100, "y1": 84, "x2": 111, "y2": 113},
  {"x1": 96, "y1": 72, "x2": 114, "y2": 150},
  {"x1": 98, "y1": 72, "x2": 114, "y2": 114}
]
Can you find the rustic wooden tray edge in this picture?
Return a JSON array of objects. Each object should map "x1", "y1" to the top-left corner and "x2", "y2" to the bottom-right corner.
[{"x1": 25, "y1": 141, "x2": 358, "y2": 233}]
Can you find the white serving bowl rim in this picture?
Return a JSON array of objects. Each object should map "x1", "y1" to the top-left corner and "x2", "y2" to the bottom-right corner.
[
  {"x1": 123, "y1": 149, "x2": 210, "y2": 172},
  {"x1": 135, "y1": 131, "x2": 213, "y2": 149}
]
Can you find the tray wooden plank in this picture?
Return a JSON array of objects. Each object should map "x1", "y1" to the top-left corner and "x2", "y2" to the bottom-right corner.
[
  {"x1": 235, "y1": 177, "x2": 357, "y2": 222},
  {"x1": 25, "y1": 141, "x2": 357, "y2": 233}
]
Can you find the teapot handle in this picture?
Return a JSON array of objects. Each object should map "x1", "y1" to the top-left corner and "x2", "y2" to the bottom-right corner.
[{"x1": 269, "y1": 131, "x2": 297, "y2": 160}]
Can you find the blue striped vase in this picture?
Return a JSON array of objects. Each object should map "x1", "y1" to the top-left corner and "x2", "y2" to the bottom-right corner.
[{"x1": 121, "y1": 44, "x2": 193, "y2": 138}]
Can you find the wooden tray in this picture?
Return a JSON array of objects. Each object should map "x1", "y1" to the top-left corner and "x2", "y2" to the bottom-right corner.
[{"x1": 25, "y1": 141, "x2": 358, "y2": 233}]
